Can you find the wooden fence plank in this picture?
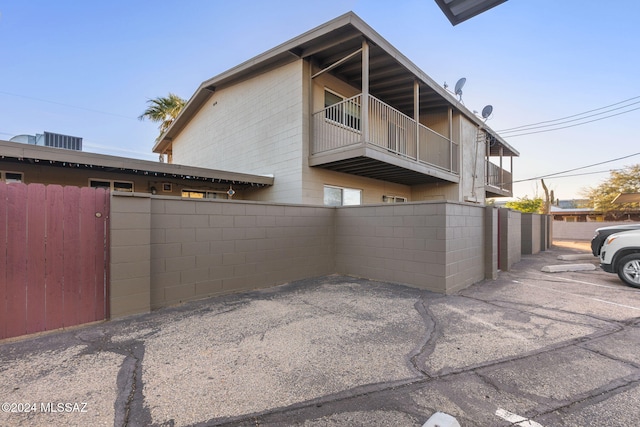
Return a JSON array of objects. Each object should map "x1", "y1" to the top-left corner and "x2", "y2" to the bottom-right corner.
[
  {"x1": 0, "y1": 183, "x2": 8, "y2": 339},
  {"x1": 78, "y1": 187, "x2": 96, "y2": 324},
  {"x1": 62, "y1": 186, "x2": 81, "y2": 327},
  {"x1": 45, "y1": 185, "x2": 65, "y2": 330},
  {"x1": 26, "y1": 184, "x2": 47, "y2": 334},
  {"x1": 6, "y1": 183, "x2": 28, "y2": 338},
  {"x1": 99, "y1": 189, "x2": 110, "y2": 320}
]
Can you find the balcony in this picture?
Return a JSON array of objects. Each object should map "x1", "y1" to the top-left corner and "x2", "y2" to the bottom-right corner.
[
  {"x1": 310, "y1": 94, "x2": 460, "y2": 186},
  {"x1": 485, "y1": 161, "x2": 513, "y2": 197}
]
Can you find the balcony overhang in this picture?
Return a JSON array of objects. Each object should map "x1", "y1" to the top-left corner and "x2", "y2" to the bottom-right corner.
[
  {"x1": 485, "y1": 185, "x2": 511, "y2": 198},
  {"x1": 310, "y1": 144, "x2": 459, "y2": 185}
]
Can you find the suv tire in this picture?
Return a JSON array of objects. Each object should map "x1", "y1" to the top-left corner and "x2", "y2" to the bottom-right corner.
[{"x1": 617, "y1": 253, "x2": 640, "y2": 288}]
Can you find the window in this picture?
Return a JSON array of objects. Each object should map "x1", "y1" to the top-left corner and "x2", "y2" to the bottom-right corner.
[
  {"x1": 1, "y1": 171, "x2": 23, "y2": 183},
  {"x1": 324, "y1": 89, "x2": 361, "y2": 130},
  {"x1": 382, "y1": 195, "x2": 407, "y2": 203},
  {"x1": 89, "y1": 179, "x2": 134, "y2": 192},
  {"x1": 182, "y1": 190, "x2": 229, "y2": 199},
  {"x1": 323, "y1": 185, "x2": 362, "y2": 206}
]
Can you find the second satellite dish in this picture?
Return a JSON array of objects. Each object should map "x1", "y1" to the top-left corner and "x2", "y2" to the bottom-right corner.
[
  {"x1": 454, "y1": 78, "x2": 466, "y2": 100},
  {"x1": 481, "y1": 105, "x2": 493, "y2": 119}
]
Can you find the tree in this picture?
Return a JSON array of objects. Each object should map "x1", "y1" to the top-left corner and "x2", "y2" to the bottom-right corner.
[
  {"x1": 540, "y1": 179, "x2": 555, "y2": 214},
  {"x1": 138, "y1": 93, "x2": 186, "y2": 140},
  {"x1": 505, "y1": 196, "x2": 544, "y2": 213},
  {"x1": 583, "y1": 164, "x2": 640, "y2": 220}
]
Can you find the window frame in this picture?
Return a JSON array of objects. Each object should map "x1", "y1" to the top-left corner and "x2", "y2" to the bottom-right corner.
[
  {"x1": 323, "y1": 185, "x2": 362, "y2": 206},
  {"x1": 89, "y1": 178, "x2": 134, "y2": 192},
  {"x1": 181, "y1": 189, "x2": 229, "y2": 199},
  {"x1": 1, "y1": 171, "x2": 24, "y2": 183},
  {"x1": 382, "y1": 195, "x2": 408, "y2": 203}
]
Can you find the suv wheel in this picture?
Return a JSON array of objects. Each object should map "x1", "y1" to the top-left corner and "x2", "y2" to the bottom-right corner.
[{"x1": 617, "y1": 254, "x2": 640, "y2": 288}]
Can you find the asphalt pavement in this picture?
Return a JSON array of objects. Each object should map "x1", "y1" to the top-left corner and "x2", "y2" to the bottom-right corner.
[{"x1": 1, "y1": 241, "x2": 639, "y2": 426}]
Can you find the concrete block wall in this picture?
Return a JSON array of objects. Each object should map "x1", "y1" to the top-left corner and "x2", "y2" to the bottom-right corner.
[
  {"x1": 334, "y1": 201, "x2": 485, "y2": 294},
  {"x1": 540, "y1": 215, "x2": 551, "y2": 251},
  {"x1": 444, "y1": 203, "x2": 486, "y2": 293},
  {"x1": 521, "y1": 213, "x2": 542, "y2": 255},
  {"x1": 110, "y1": 194, "x2": 513, "y2": 317},
  {"x1": 110, "y1": 193, "x2": 151, "y2": 318},
  {"x1": 498, "y1": 208, "x2": 522, "y2": 271},
  {"x1": 148, "y1": 198, "x2": 334, "y2": 309},
  {"x1": 484, "y1": 206, "x2": 498, "y2": 280},
  {"x1": 552, "y1": 221, "x2": 632, "y2": 241}
]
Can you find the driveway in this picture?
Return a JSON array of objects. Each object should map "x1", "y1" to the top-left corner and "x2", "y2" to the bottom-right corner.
[{"x1": 1, "y1": 242, "x2": 639, "y2": 426}]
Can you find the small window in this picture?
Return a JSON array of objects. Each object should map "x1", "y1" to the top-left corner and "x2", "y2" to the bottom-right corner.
[
  {"x1": 89, "y1": 179, "x2": 134, "y2": 192},
  {"x1": 323, "y1": 185, "x2": 361, "y2": 206},
  {"x1": 2, "y1": 171, "x2": 24, "y2": 183},
  {"x1": 382, "y1": 195, "x2": 407, "y2": 203},
  {"x1": 113, "y1": 181, "x2": 133, "y2": 192},
  {"x1": 182, "y1": 190, "x2": 229, "y2": 199}
]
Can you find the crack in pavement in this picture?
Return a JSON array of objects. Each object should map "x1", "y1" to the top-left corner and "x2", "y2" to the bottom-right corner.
[
  {"x1": 113, "y1": 341, "x2": 151, "y2": 427},
  {"x1": 186, "y1": 290, "x2": 640, "y2": 427}
]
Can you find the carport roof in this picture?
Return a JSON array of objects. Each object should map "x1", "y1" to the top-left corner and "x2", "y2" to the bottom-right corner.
[{"x1": 0, "y1": 140, "x2": 274, "y2": 187}]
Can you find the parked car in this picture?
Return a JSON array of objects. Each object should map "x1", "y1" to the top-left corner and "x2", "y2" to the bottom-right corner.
[
  {"x1": 591, "y1": 223, "x2": 640, "y2": 256},
  {"x1": 599, "y1": 229, "x2": 640, "y2": 287}
]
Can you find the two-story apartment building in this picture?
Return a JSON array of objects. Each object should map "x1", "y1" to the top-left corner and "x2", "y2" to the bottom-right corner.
[{"x1": 153, "y1": 12, "x2": 517, "y2": 206}]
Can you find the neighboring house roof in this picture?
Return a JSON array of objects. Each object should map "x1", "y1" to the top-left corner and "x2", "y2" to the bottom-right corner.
[
  {"x1": 550, "y1": 206, "x2": 595, "y2": 214},
  {"x1": 613, "y1": 192, "x2": 640, "y2": 204},
  {"x1": 153, "y1": 11, "x2": 518, "y2": 159},
  {"x1": 0, "y1": 140, "x2": 274, "y2": 187},
  {"x1": 434, "y1": 0, "x2": 508, "y2": 25}
]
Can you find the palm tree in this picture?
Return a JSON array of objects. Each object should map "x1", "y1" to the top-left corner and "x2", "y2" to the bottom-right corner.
[{"x1": 138, "y1": 93, "x2": 186, "y2": 140}]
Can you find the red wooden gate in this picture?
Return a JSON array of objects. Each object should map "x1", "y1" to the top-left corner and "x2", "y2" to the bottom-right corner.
[{"x1": 0, "y1": 183, "x2": 110, "y2": 340}]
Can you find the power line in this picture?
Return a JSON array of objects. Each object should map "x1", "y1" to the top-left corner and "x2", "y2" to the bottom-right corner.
[
  {"x1": 499, "y1": 101, "x2": 640, "y2": 135},
  {"x1": 0, "y1": 90, "x2": 137, "y2": 121},
  {"x1": 512, "y1": 152, "x2": 640, "y2": 184},
  {"x1": 501, "y1": 106, "x2": 640, "y2": 138},
  {"x1": 497, "y1": 95, "x2": 640, "y2": 132}
]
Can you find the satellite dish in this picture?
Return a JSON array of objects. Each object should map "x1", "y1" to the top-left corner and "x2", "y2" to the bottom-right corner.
[
  {"x1": 454, "y1": 78, "x2": 466, "y2": 99},
  {"x1": 481, "y1": 105, "x2": 493, "y2": 119}
]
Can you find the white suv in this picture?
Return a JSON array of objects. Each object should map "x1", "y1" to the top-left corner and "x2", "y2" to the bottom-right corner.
[{"x1": 600, "y1": 229, "x2": 640, "y2": 288}]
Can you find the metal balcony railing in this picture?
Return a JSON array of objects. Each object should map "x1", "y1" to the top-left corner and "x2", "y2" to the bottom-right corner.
[
  {"x1": 312, "y1": 94, "x2": 459, "y2": 174},
  {"x1": 486, "y1": 161, "x2": 512, "y2": 193}
]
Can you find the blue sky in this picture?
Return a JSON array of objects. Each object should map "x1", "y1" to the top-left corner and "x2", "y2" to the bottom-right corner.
[{"x1": 1, "y1": 1, "x2": 639, "y2": 199}]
